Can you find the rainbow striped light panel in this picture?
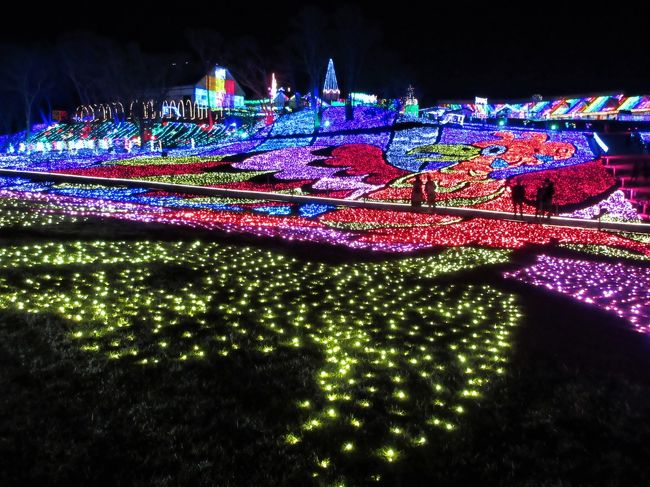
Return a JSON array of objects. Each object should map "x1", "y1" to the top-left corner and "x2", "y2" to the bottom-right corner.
[{"x1": 439, "y1": 94, "x2": 650, "y2": 120}]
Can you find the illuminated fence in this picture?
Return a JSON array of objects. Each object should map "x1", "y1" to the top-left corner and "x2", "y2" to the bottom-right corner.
[{"x1": 75, "y1": 99, "x2": 209, "y2": 122}]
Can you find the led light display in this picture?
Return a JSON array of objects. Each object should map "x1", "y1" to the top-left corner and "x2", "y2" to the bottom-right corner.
[
  {"x1": 505, "y1": 255, "x2": 650, "y2": 334},
  {"x1": 0, "y1": 237, "x2": 519, "y2": 481},
  {"x1": 0, "y1": 106, "x2": 647, "y2": 258},
  {"x1": 561, "y1": 190, "x2": 640, "y2": 222}
]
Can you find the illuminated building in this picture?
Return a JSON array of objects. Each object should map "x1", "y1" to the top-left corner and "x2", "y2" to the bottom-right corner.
[{"x1": 166, "y1": 63, "x2": 246, "y2": 110}]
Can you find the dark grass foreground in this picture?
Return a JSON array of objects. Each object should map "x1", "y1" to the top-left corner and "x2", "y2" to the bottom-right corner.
[{"x1": 0, "y1": 213, "x2": 649, "y2": 486}]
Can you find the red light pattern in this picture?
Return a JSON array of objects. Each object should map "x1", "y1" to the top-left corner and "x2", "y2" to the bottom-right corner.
[
  {"x1": 324, "y1": 144, "x2": 407, "y2": 185},
  {"x1": 516, "y1": 160, "x2": 616, "y2": 208},
  {"x1": 319, "y1": 207, "x2": 650, "y2": 254},
  {"x1": 59, "y1": 160, "x2": 228, "y2": 179},
  {"x1": 4, "y1": 188, "x2": 648, "y2": 255},
  {"x1": 474, "y1": 131, "x2": 576, "y2": 165}
]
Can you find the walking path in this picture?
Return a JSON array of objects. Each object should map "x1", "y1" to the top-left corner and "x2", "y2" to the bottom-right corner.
[{"x1": 1, "y1": 168, "x2": 648, "y2": 234}]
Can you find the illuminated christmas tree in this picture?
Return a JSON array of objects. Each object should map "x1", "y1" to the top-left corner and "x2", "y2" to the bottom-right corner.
[{"x1": 322, "y1": 58, "x2": 340, "y2": 102}]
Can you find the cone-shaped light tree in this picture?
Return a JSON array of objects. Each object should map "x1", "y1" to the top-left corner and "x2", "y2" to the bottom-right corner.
[{"x1": 322, "y1": 58, "x2": 340, "y2": 102}]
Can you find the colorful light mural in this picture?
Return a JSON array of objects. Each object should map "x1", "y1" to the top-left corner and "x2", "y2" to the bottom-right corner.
[{"x1": 0, "y1": 106, "x2": 647, "y2": 257}]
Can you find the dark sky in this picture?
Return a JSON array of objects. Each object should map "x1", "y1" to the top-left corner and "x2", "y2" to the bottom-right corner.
[{"x1": 3, "y1": 1, "x2": 649, "y2": 104}]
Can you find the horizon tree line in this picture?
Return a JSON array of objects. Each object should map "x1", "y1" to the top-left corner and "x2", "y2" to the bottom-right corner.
[{"x1": 0, "y1": 6, "x2": 413, "y2": 139}]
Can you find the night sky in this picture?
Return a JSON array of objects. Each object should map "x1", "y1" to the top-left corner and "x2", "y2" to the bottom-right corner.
[{"x1": 2, "y1": 2, "x2": 649, "y2": 105}]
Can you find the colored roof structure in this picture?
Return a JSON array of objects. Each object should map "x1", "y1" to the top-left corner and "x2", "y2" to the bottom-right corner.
[{"x1": 438, "y1": 94, "x2": 650, "y2": 120}]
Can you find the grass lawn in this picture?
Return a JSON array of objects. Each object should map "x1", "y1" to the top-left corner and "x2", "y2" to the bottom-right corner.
[{"x1": 0, "y1": 203, "x2": 649, "y2": 486}]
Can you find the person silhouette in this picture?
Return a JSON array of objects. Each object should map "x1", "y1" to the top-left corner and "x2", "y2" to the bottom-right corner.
[
  {"x1": 535, "y1": 183, "x2": 545, "y2": 220},
  {"x1": 411, "y1": 174, "x2": 425, "y2": 208},
  {"x1": 424, "y1": 175, "x2": 437, "y2": 211},
  {"x1": 543, "y1": 178, "x2": 555, "y2": 218},
  {"x1": 511, "y1": 179, "x2": 525, "y2": 218}
]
